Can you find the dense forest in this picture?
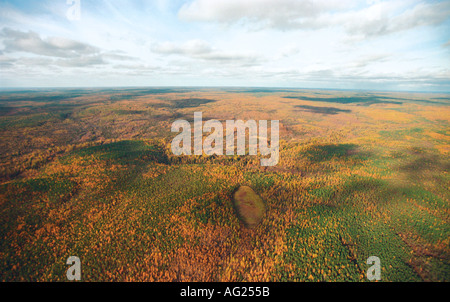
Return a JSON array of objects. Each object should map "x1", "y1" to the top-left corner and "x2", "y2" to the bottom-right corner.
[{"x1": 0, "y1": 88, "x2": 448, "y2": 281}]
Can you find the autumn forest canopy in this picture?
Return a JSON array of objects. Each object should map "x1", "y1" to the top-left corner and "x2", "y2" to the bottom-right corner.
[{"x1": 0, "y1": 87, "x2": 449, "y2": 282}]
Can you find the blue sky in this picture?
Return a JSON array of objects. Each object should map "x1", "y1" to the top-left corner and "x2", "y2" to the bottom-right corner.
[{"x1": 0, "y1": 0, "x2": 449, "y2": 91}]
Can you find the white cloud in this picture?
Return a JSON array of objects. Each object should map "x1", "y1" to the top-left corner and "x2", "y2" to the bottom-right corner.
[
  {"x1": 152, "y1": 39, "x2": 212, "y2": 55},
  {"x1": 1, "y1": 27, "x2": 99, "y2": 58},
  {"x1": 179, "y1": 0, "x2": 352, "y2": 26},
  {"x1": 152, "y1": 39, "x2": 263, "y2": 66},
  {"x1": 351, "y1": 54, "x2": 391, "y2": 68},
  {"x1": 0, "y1": 28, "x2": 140, "y2": 70},
  {"x1": 179, "y1": 0, "x2": 450, "y2": 38},
  {"x1": 341, "y1": 1, "x2": 450, "y2": 38}
]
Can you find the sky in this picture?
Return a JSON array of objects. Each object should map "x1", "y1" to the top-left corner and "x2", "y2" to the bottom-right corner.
[{"x1": 0, "y1": 0, "x2": 449, "y2": 91}]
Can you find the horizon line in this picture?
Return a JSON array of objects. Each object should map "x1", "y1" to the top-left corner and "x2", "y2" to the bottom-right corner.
[{"x1": 0, "y1": 85, "x2": 449, "y2": 94}]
